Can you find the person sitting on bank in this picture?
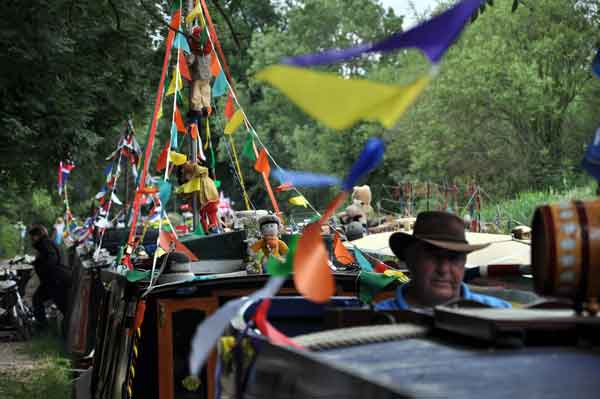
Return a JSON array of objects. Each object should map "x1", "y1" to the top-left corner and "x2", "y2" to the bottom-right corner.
[
  {"x1": 375, "y1": 211, "x2": 511, "y2": 310},
  {"x1": 28, "y1": 224, "x2": 72, "y2": 331}
]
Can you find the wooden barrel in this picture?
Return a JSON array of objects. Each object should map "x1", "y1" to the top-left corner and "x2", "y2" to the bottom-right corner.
[{"x1": 532, "y1": 200, "x2": 600, "y2": 302}]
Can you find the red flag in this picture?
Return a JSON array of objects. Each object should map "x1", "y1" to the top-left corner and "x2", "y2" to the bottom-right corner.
[
  {"x1": 253, "y1": 299, "x2": 304, "y2": 349},
  {"x1": 159, "y1": 230, "x2": 199, "y2": 261},
  {"x1": 274, "y1": 183, "x2": 294, "y2": 193},
  {"x1": 155, "y1": 142, "x2": 170, "y2": 172},
  {"x1": 254, "y1": 148, "x2": 271, "y2": 176},
  {"x1": 224, "y1": 92, "x2": 235, "y2": 120},
  {"x1": 333, "y1": 232, "x2": 355, "y2": 265},
  {"x1": 178, "y1": 51, "x2": 191, "y2": 81},
  {"x1": 374, "y1": 261, "x2": 389, "y2": 273},
  {"x1": 174, "y1": 106, "x2": 186, "y2": 133}
]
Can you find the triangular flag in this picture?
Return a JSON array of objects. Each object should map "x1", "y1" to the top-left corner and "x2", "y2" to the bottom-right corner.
[
  {"x1": 253, "y1": 299, "x2": 304, "y2": 349},
  {"x1": 212, "y1": 70, "x2": 227, "y2": 97},
  {"x1": 267, "y1": 235, "x2": 298, "y2": 277},
  {"x1": 224, "y1": 109, "x2": 244, "y2": 135},
  {"x1": 111, "y1": 192, "x2": 123, "y2": 206},
  {"x1": 275, "y1": 183, "x2": 294, "y2": 193},
  {"x1": 190, "y1": 123, "x2": 199, "y2": 140},
  {"x1": 157, "y1": 179, "x2": 172, "y2": 207},
  {"x1": 169, "y1": 151, "x2": 187, "y2": 166},
  {"x1": 166, "y1": 69, "x2": 183, "y2": 96},
  {"x1": 173, "y1": 32, "x2": 191, "y2": 54},
  {"x1": 272, "y1": 169, "x2": 340, "y2": 188},
  {"x1": 593, "y1": 49, "x2": 600, "y2": 79},
  {"x1": 293, "y1": 223, "x2": 334, "y2": 303},
  {"x1": 210, "y1": 51, "x2": 221, "y2": 77},
  {"x1": 242, "y1": 132, "x2": 256, "y2": 161},
  {"x1": 159, "y1": 230, "x2": 199, "y2": 261},
  {"x1": 257, "y1": 65, "x2": 430, "y2": 130},
  {"x1": 185, "y1": 2, "x2": 204, "y2": 25},
  {"x1": 224, "y1": 93, "x2": 235, "y2": 120},
  {"x1": 333, "y1": 232, "x2": 355, "y2": 265},
  {"x1": 283, "y1": 0, "x2": 481, "y2": 66},
  {"x1": 156, "y1": 142, "x2": 170, "y2": 172},
  {"x1": 157, "y1": 103, "x2": 163, "y2": 120},
  {"x1": 170, "y1": 123, "x2": 178, "y2": 148},
  {"x1": 95, "y1": 190, "x2": 106, "y2": 200},
  {"x1": 179, "y1": 51, "x2": 191, "y2": 81},
  {"x1": 353, "y1": 248, "x2": 373, "y2": 271},
  {"x1": 174, "y1": 106, "x2": 186, "y2": 133},
  {"x1": 254, "y1": 148, "x2": 271, "y2": 176},
  {"x1": 288, "y1": 196, "x2": 308, "y2": 208}
]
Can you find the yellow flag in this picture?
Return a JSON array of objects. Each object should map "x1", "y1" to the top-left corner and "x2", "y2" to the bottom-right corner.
[
  {"x1": 256, "y1": 65, "x2": 431, "y2": 130},
  {"x1": 185, "y1": 3, "x2": 205, "y2": 25},
  {"x1": 169, "y1": 151, "x2": 187, "y2": 166},
  {"x1": 166, "y1": 69, "x2": 183, "y2": 96},
  {"x1": 289, "y1": 195, "x2": 309, "y2": 207},
  {"x1": 157, "y1": 103, "x2": 163, "y2": 120},
  {"x1": 224, "y1": 110, "x2": 244, "y2": 135},
  {"x1": 155, "y1": 246, "x2": 167, "y2": 258}
]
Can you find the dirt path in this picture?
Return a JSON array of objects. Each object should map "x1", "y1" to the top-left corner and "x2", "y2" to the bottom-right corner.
[{"x1": 0, "y1": 341, "x2": 39, "y2": 370}]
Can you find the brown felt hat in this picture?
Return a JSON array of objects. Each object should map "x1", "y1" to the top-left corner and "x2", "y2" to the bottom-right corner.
[{"x1": 389, "y1": 211, "x2": 489, "y2": 261}]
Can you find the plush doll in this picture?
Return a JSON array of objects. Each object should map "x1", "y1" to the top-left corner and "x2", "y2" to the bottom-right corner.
[
  {"x1": 351, "y1": 185, "x2": 372, "y2": 215},
  {"x1": 177, "y1": 161, "x2": 220, "y2": 234},
  {"x1": 250, "y1": 215, "x2": 288, "y2": 270},
  {"x1": 187, "y1": 25, "x2": 213, "y2": 122}
]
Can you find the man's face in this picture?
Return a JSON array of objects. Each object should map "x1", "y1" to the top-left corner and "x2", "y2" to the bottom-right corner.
[{"x1": 408, "y1": 242, "x2": 466, "y2": 306}]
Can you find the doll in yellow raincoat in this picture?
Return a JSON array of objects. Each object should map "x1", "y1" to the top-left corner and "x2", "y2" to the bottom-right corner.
[{"x1": 178, "y1": 161, "x2": 220, "y2": 234}]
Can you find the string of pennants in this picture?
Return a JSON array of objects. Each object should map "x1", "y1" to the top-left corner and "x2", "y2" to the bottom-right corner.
[{"x1": 189, "y1": 0, "x2": 492, "y2": 372}]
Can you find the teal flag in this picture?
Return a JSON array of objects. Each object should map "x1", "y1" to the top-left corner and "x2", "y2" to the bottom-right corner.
[
  {"x1": 170, "y1": 123, "x2": 178, "y2": 148},
  {"x1": 173, "y1": 32, "x2": 191, "y2": 54},
  {"x1": 354, "y1": 248, "x2": 373, "y2": 271},
  {"x1": 157, "y1": 179, "x2": 172, "y2": 207},
  {"x1": 212, "y1": 71, "x2": 228, "y2": 97}
]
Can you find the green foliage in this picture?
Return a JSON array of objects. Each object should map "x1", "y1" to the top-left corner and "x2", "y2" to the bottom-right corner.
[
  {"x1": 0, "y1": 0, "x2": 599, "y2": 224},
  {"x1": 0, "y1": 332, "x2": 70, "y2": 399},
  {"x1": 480, "y1": 182, "x2": 597, "y2": 229}
]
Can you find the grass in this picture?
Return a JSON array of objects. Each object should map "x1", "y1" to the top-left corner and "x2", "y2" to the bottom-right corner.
[
  {"x1": 0, "y1": 330, "x2": 71, "y2": 399},
  {"x1": 479, "y1": 184, "x2": 597, "y2": 232}
]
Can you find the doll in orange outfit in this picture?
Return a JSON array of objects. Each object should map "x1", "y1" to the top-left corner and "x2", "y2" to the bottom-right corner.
[{"x1": 250, "y1": 215, "x2": 288, "y2": 271}]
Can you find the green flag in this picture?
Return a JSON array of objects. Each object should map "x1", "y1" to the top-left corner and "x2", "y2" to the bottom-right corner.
[{"x1": 242, "y1": 132, "x2": 256, "y2": 161}]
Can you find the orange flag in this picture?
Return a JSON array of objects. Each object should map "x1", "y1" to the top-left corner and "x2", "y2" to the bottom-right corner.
[
  {"x1": 210, "y1": 51, "x2": 221, "y2": 77},
  {"x1": 224, "y1": 93, "x2": 235, "y2": 120},
  {"x1": 159, "y1": 230, "x2": 199, "y2": 261},
  {"x1": 190, "y1": 123, "x2": 199, "y2": 140},
  {"x1": 254, "y1": 148, "x2": 271, "y2": 176},
  {"x1": 293, "y1": 223, "x2": 334, "y2": 303},
  {"x1": 174, "y1": 106, "x2": 186, "y2": 133},
  {"x1": 179, "y1": 51, "x2": 191, "y2": 81},
  {"x1": 333, "y1": 232, "x2": 355, "y2": 265},
  {"x1": 155, "y1": 142, "x2": 170, "y2": 172}
]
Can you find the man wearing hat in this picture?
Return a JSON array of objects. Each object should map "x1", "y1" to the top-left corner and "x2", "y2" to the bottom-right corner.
[{"x1": 375, "y1": 211, "x2": 510, "y2": 310}]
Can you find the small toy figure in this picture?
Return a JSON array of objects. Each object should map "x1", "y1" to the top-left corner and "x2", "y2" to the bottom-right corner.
[
  {"x1": 177, "y1": 161, "x2": 220, "y2": 234},
  {"x1": 249, "y1": 215, "x2": 288, "y2": 272},
  {"x1": 186, "y1": 25, "x2": 212, "y2": 124}
]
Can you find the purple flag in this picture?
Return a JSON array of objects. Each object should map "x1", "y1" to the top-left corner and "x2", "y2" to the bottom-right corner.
[
  {"x1": 593, "y1": 49, "x2": 600, "y2": 79},
  {"x1": 283, "y1": 0, "x2": 482, "y2": 66}
]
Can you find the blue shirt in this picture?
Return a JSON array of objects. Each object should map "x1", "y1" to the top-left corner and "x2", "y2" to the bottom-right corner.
[{"x1": 374, "y1": 283, "x2": 511, "y2": 310}]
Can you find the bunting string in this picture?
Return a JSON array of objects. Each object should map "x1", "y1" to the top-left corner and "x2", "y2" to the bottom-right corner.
[{"x1": 196, "y1": 6, "x2": 322, "y2": 219}]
